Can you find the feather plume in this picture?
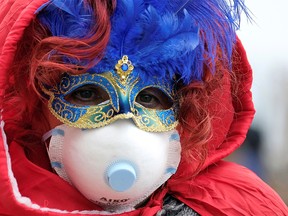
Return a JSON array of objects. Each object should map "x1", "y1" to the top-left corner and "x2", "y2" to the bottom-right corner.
[
  {"x1": 37, "y1": 0, "x2": 94, "y2": 39},
  {"x1": 98, "y1": 0, "x2": 250, "y2": 83},
  {"x1": 108, "y1": 0, "x2": 145, "y2": 57},
  {"x1": 37, "y1": 0, "x2": 251, "y2": 84}
]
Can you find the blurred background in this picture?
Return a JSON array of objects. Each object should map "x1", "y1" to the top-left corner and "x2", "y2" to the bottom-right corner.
[{"x1": 227, "y1": 0, "x2": 288, "y2": 204}]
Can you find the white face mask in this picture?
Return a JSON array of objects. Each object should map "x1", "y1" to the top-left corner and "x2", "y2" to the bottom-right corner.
[{"x1": 43, "y1": 120, "x2": 181, "y2": 212}]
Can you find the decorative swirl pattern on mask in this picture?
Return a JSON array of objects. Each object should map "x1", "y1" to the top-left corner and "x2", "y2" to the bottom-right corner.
[
  {"x1": 76, "y1": 106, "x2": 115, "y2": 128},
  {"x1": 133, "y1": 103, "x2": 176, "y2": 131},
  {"x1": 51, "y1": 97, "x2": 88, "y2": 122},
  {"x1": 42, "y1": 62, "x2": 178, "y2": 132}
]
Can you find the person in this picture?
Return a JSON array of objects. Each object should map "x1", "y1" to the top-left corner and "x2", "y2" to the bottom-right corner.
[{"x1": 0, "y1": 0, "x2": 287, "y2": 215}]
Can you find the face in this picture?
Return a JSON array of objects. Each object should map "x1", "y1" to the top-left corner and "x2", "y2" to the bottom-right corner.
[
  {"x1": 43, "y1": 55, "x2": 178, "y2": 132},
  {"x1": 42, "y1": 56, "x2": 182, "y2": 210}
]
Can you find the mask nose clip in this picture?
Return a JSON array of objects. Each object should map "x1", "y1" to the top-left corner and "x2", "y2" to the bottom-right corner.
[{"x1": 106, "y1": 161, "x2": 137, "y2": 192}]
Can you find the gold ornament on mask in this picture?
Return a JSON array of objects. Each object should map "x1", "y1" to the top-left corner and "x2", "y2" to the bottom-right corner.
[{"x1": 115, "y1": 55, "x2": 134, "y2": 84}]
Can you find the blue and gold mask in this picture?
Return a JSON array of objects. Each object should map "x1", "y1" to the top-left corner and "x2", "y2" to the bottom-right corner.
[{"x1": 42, "y1": 56, "x2": 178, "y2": 132}]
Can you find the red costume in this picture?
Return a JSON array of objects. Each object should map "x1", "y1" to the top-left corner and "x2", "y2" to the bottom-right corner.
[{"x1": 0, "y1": 0, "x2": 287, "y2": 215}]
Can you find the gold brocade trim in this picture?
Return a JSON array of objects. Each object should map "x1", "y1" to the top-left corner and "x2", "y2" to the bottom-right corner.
[
  {"x1": 48, "y1": 102, "x2": 177, "y2": 132},
  {"x1": 133, "y1": 118, "x2": 178, "y2": 132}
]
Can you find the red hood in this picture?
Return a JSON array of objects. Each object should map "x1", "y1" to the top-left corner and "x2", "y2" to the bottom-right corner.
[{"x1": 0, "y1": 0, "x2": 287, "y2": 215}]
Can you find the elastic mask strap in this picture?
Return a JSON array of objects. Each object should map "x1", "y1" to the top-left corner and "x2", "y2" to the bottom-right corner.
[{"x1": 42, "y1": 128, "x2": 65, "y2": 149}]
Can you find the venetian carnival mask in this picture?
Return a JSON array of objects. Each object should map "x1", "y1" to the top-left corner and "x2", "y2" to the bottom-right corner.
[{"x1": 41, "y1": 55, "x2": 177, "y2": 132}]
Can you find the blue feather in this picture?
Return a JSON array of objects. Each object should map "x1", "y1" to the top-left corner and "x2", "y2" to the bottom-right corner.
[
  {"x1": 100, "y1": 0, "x2": 251, "y2": 83},
  {"x1": 37, "y1": 0, "x2": 251, "y2": 84},
  {"x1": 133, "y1": 8, "x2": 199, "y2": 63},
  {"x1": 108, "y1": 0, "x2": 145, "y2": 57},
  {"x1": 37, "y1": 0, "x2": 94, "y2": 39}
]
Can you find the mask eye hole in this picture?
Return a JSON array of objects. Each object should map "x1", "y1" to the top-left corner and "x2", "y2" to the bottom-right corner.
[
  {"x1": 65, "y1": 84, "x2": 110, "y2": 106},
  {"x1": 135, "y1": 87, "x2": 173, "y2": 110}
]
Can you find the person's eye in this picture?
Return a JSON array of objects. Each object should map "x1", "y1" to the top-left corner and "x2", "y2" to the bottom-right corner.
[
  {"x1": 65, "y1": 85, "x2": 110, "y2": 106},
  {"x1": 136, "y1": 87, "x2": 173, "y2": 110}
]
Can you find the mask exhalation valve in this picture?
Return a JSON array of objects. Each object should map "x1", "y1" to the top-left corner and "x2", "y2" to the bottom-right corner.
[{"x1": 106, "y1": 161, "x2": 137, "y2": 192}]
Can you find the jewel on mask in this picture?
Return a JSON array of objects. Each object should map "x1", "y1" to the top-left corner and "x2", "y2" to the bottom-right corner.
[{"x1": 115, "y1": 55, "x2": 134, "y2": 83}]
